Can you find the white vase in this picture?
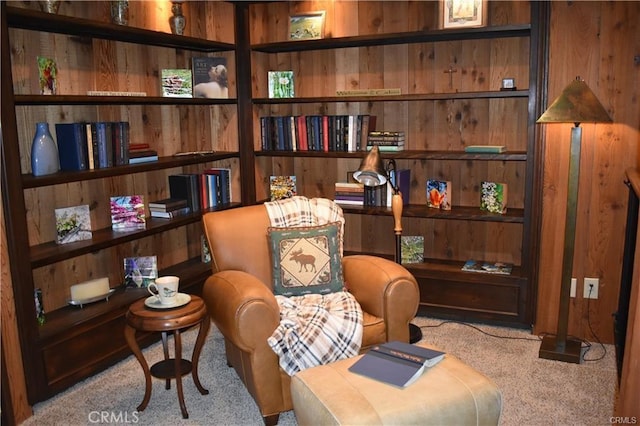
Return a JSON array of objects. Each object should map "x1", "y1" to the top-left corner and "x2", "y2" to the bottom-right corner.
[{"x1": 31, "y1": 122, "x2": 59, "y2": 176}]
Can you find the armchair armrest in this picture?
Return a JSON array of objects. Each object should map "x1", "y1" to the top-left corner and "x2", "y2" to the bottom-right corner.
[
  {"x1": 201, "y1": 270, "x2": 280, "y2": 352},
  {"x1": 343, "y1": 255, "x2": 419, "y2": 341}
]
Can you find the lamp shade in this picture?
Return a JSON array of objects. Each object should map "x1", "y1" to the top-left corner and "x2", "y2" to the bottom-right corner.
[
  {"x1": 537, "y1": 77, "x2": 612, "y2": 124},
  {"x1": 353, "y1": 145, "x2": 387, "y2": 186}
]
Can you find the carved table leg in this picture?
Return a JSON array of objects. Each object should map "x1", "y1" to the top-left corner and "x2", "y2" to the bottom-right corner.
[
  {"x1": 192, "y1": 318, "x2": 210, "y2": 395},
  {"x1": 124, "y1": 324, "x2": 152, "y2": 412},
  {"x1": 161, "y1": 331, "x2": 171, "y2": 390},
  {"x1": 174, "y1": 329, "x2": 188, "y2": 419}
]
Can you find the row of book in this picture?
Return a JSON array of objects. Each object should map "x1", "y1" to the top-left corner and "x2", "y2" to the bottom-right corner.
[
  {"x1": 260, "y1": 114, "x2": 376, "y2": 153},
  {"x1": 427, "y1": 180, "x2": 507, "y2": 214},
  {"x1": 55, "y1": 121, "x2": 131, "y2": 171},
  {"x1": 165, "y1": 168, "x2": 232, "y2": 213}
]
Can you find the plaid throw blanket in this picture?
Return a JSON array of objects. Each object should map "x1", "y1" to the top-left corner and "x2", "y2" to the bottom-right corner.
[
  {"x1": 265, "y1": 197, "x2": 362, "y2": 375},
  {"x1": 267, "y1": 292, "x2": 363, "y2": 375}
]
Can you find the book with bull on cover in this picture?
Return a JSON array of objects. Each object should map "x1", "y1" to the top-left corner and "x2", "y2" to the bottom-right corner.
[{"x1": 348, "y1": 341, "x2": 445, "y2": 388}]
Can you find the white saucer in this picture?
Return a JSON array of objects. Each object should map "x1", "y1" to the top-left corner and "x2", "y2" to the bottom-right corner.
[{"x1": 144, "y1": 292, "x2": 191, "y2": 310}]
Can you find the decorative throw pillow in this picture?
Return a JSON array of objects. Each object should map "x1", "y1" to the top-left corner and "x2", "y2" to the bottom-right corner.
[{"x1": 268, "y1": 222, "x2": 344, "y2": 297}]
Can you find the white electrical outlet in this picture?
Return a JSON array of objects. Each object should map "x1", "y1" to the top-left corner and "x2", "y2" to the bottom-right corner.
[
  {"x1": 570, "y1": 278, "x2": 577, "y2": 298},
  {"x1": 583, "y1": 277, "x2": 599, "y2": 299}
]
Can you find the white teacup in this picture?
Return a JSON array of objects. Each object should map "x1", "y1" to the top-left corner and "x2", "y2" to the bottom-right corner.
[{"x1": 148, "y1": 276, "x2": 179, "y2": 305}]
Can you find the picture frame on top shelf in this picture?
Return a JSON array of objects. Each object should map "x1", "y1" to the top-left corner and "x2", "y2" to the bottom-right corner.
[
  {"x1": 438, "y1": 0, "x2": 488, "y2": 29},
  {"x1": 289, "y1": 11, "x2": 325, "y2": 40}
]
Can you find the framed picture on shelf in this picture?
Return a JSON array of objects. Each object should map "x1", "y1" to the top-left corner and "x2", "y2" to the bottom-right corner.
[
  {"x1": 288, "y1": 11, "x2": 325, "y2": 40},
  {"x1": 438, "y1": 0, "x2": 487, "y2": 29}
]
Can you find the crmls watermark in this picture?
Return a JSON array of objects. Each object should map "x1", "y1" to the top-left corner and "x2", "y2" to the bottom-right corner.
[
  {"x1": 88, "y1": 411, "x2": 140, "y2": 424},
  {"x1": 610, "y1": 417, "x2": 638, "y2": 424}
]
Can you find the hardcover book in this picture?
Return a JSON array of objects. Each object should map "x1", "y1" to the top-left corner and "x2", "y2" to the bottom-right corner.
[
  {"x1": 461, "y1": 260, "x2": 513, "y2": 275},
  {"x1": 149, "y1": 207, "x2": 191, "y2": 219},
  {"x1": 426, "y1": 180, "x2": 452, "y2": 210},
  {"x1": 54, "y1": 122, "x2": 89, "y2": 171},
  {"x1": 123, "y1": 256, "x2": 157, "y2": 288},
  {"x1": 401, "y1": 236, "x2": 424, "y2": 264},
  {"x1": 464, "y1": 145, "x2": 506, "y2": 153},
  {"x1": 161, "y1": 69, "x2": 193, "y2": 98},
  {"x1": 348, "y1": 341, "x2": 445, "y2": 388},
  {"x1": 169, "y1": 174, "x2": 201, "y2": 212},
  {"x1": 192, "y1": 57, "x2": 229, "y2": 98},
  {"x1": 270, "y1": 176, "x2": 297, "y2": 201},
  {"x1": 110, "y1": 195, "x2": 146, "y2": 231},
  {"x1": 480, "y1": 181, "x2": 508, "y2": 214},
  {"x1": 128, "y1": 149, "x2": 158, "y2": 164},
  {"x1": 55, "y1": 204, "x2": 92, "y2": 244},
  {"x1": 148, "y1": 198, "x2": 188, "y2": 212},
  {"x1": 268, "y1": 71, "x2": 294, "y2": 98}
]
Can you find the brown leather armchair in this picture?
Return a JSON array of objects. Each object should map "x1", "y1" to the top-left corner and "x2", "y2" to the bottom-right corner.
[{"x1": 201, "y1": 200, "x2": 419, "y2": 425}]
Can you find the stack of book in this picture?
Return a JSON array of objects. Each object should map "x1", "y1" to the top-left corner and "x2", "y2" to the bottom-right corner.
[
  {"x1": 148, "y1": 198, "x2": 190, "y2": 219},
  {"x1": 128, "y1": 143, "x2": 158, "y2": 164},
  {"x1": 366, "y1": 131, "x2": 405, "y2": 152},
  {"x1": 334, "y1": 182, "x2": 365, "y2": 206}
]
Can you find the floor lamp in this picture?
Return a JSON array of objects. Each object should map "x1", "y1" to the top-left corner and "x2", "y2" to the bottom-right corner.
[
  {"x1": 354, "y1": 145, "x2": 423, "y2": 343},
  {"x1": 536, "y1": 77, "x2": 612, "y2": 363}
]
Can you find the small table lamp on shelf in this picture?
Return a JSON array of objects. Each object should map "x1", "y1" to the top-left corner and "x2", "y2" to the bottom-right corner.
[
  {"x1": 354, "y1": 145, "x2": 422, "y2": 343},
  {"x1": 536, "y1": 76, "x2": 612, "y2": 363}
]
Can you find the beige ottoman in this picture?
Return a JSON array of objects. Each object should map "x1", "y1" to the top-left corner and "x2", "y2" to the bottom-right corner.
[{"x1": 290, "y1": 343, "x2": 502, "y2": 425}]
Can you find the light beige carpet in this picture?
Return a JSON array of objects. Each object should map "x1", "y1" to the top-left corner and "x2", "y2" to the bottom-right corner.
[{"x1": 22, "y1": 316, "x2": 617, "y2": 425}]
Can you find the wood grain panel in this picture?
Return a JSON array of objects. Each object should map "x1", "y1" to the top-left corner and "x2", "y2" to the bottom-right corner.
[{"x1": 535, "y1": 1, "x2": 640, "y2": 343}]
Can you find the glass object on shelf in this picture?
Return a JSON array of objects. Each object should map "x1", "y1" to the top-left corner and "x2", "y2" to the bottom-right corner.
[
  {"x1": 169, "y1": 1, "x2": 186, "y2": 35},
  {"x1": 31, "y1": 122, "x2": 59, "y2": 176},
  {"x1": 38, "y1": 0, "x2": 60, "y2": 14},
  {"x1": 110, "y1": 0, "x2": 129, "y2": 25}
]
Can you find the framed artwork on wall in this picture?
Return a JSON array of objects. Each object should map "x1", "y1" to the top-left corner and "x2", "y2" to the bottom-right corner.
[
  {"x1": 439, "y1": 0, "x2": 487, "y2": 29},
  {"x1": 289, "y1": 11, "x2": 325, "y2": 40}
]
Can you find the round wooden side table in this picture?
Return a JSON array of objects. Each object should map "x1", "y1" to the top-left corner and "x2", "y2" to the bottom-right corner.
[{"x1": 124, "y1": 294, "x2": 210, "y2": 419}]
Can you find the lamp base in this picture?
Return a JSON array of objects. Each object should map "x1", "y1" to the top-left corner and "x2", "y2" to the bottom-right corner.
[
  {"x1": 538, "y1": 335, "x2": 582, "y2": 364},
  {"x1": 409, "y1": 323, "x2": 422, "y2": 344}
]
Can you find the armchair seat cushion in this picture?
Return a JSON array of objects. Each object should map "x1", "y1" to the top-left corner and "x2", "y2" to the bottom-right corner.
[{"x1": 267, "y1": 292, "x2": 363, "y2": 375}]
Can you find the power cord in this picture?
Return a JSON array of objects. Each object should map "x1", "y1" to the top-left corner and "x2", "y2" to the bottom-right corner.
[
  {"x1": 582, "y1": 284, "x2": 607, "y2": 362},
  {"x1": 420, "y1": 319, "x2": 542, "y2": 342}
]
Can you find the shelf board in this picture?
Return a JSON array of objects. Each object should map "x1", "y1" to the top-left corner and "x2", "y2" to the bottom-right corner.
[
  {"x1": 252, "y1": 24, "x2": 531, "y2": 52},
  {"x1": 256, "y1": 150, "x2": 527, "y2": 161},
  {"x1": 37, "y1": 257, "x2": 212, "y2": 343},
  {"x1": 22, "y1": 152, "x2": 239, "y2": 188},
  {"x1": 29, "y1": 202, "x2": 241, "y2": 268},
  {"x1": 14, "y1": 95, "x2": 237, "y2": 106},
  {"x1": 343, "y1": 254, "x2": 525, "y2": 284},
  {"x1": 6, "y1": 6, "x2": 234, "y2": 52},
  {"x1": 341, "y1": 204, "x2": 525, "y2": 223},
  {"x1": 253, "y1": 90, "x2": 529, "y2": 104}
]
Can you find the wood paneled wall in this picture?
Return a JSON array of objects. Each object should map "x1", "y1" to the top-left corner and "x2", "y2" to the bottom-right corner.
[{"x1": 534, "y1": 1, "x2": 640, "y2": 344}]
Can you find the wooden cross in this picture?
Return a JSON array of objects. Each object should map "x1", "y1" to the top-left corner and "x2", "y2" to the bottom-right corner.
[{"x1": 444, "y1": 66, "x2": 458, "y2": 89}]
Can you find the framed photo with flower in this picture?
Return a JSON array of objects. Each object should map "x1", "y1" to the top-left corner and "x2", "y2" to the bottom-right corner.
[
  {"x1": 268, "y1": 71, "x2": 295, "y2": 99},
  {"x1": 289, "y1": 11, "x2": 325, "y2": 40},
  {"x1": 438, "y1": 0, "x2": 488, "y2": 29}
]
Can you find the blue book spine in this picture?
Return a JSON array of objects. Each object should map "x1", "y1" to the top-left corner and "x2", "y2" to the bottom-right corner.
[
  {"x1": 92, "y1": 122, "x2": 109, "y2": 168},
  {"x1": 54, "y1": 123, "x2": 88, "y2": 171}
]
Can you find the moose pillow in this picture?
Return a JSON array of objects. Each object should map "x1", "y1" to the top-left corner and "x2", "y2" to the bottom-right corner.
[{"x1": 267, "y1": 222, "x2": 345, "y2": 297}]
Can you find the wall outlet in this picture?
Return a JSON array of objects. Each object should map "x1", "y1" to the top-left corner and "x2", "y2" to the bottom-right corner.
[
  {"x1": 570, "y1": 278, "x2": 577, "y2": 298},
  {"x1": 583, "y1": 277, "x2": 599, "y2": 299}
]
